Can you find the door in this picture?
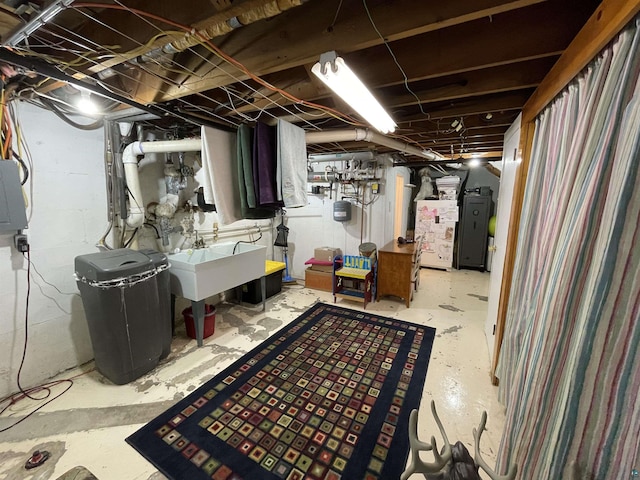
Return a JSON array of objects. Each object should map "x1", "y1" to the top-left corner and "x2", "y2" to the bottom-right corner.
[
  {"x1": 393, "y1": 174, "x2": 405, "y2": 239},
  {"x1": 485, "y1": 115, "x2": 521, "y2": 359}
]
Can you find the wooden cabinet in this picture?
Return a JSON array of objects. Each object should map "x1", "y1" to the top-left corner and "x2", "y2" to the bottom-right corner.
[
  {"x1": 333, "y1": 255, "x2": 376, "y2": 309},
  {"x1": 376, "y1": 239, "x2": 421, "y2": 307}
]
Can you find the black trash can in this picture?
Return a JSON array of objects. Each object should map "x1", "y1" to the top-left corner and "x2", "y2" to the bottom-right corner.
[
  {"x1": 139, "y1": 249, "x2": 172, "y2": 359},
  {"x1": 75, "y1": 248, "x2": 171, "y2": 385}
]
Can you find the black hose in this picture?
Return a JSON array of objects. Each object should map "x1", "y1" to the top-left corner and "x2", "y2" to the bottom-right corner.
[
  {"x1": 40, "y1": 98, "x2": 104, "y2": 130},
  {"x1": 232, "y1": 232, "x2": 264, "y2": 254},
  {"x1": 143, "y1": 222, "x2": 160, "y2": 239},
  {"x1": 123, "y1": 228, "x2": 138, "y2": 247},
  {"x1": 12, "y1": 152, "x2": 29, "y2": 185}
]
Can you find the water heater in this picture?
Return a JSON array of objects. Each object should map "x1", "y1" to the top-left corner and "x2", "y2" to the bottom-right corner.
[{"x1": 333, "y1": 201, "x2": 352, "y2": 222}]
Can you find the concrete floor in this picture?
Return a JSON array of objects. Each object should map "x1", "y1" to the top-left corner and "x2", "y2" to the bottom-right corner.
[{"x1": 0, "y1": 268, "x2": 504, "y2": 480}]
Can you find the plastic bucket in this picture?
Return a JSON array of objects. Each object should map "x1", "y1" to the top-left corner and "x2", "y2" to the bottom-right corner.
[{"x1": 182, "y1": 305, "x2": 216, "y2": 340}]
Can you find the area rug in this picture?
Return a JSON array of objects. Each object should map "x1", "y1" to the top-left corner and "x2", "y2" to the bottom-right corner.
[
  {"x1": 126, "y1": 303, "x2": 436, "y2": 479},
  {"x1": 55, "y1": 466, "x2": 98, "y2": 479}
]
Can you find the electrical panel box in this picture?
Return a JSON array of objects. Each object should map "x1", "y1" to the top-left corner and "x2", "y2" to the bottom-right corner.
[{"x1": 0, "y1": 161, "x2": 28, "y2": 232}]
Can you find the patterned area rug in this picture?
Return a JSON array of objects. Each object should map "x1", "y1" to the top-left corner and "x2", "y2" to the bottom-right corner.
[
  {"x1": 127, "y1": 303, "x2": 435, "y2": 479},
  {"x1": 55, "y1": 466, "x2": 98, "y2": 479}
]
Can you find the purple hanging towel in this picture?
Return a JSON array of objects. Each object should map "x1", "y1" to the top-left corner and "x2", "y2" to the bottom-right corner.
[{"x1": 253, "y1": 122, "x2": 282, "y2": 207}]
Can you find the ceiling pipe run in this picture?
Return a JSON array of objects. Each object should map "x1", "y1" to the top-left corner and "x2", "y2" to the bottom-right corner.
[
  {"x1": 305, "y1": 129, "x2": 443, "y2": 161},
  {"x1": 136, "y1": 0, "x2": 308, "y2": 63},
  {"x1": 122, "y1": 138, "x2": 201, "y2": 228}
]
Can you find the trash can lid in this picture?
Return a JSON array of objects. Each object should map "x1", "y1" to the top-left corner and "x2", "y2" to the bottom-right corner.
[
  {"x1": 139, "y1": 248, "x2": 169, "y2": 269},
  {"x1": 75, "y1": 248, "x2": 157, "y2": 282}
]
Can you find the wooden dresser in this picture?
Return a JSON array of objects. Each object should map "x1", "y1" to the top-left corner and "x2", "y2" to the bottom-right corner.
[{"x1": 376, "y1": 239, "x2": 421, "y2": 307}]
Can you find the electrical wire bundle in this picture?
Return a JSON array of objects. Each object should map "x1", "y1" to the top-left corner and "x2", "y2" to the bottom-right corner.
[
  {"x1": 0, "y1": 249, "x2": 94, "y2": 434},
  {"x1": 6, "y1": 1, "x2": 434, "y2": 156},
  {"x1": 0, "y1": 88, "x2": 30, "y2": 183}
]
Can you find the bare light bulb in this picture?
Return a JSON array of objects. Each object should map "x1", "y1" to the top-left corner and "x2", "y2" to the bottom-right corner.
[
  {"x1": 468, "y1": 158, "x2": 481, "y2": 168},
  {"x1": 77, "y1": 90, "x2": 98, "y2": 114}
]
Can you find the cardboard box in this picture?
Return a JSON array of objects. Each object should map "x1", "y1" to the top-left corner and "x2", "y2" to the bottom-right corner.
[
  {"x1": 313, "y1": 247, "x2": 341, "y2": 263},
  {"x1": 305, "y1": 268, "x2": 333, "y2": 292},
  {"x1": 310, "y1": 264, "x2": 333, "y2": 273}
]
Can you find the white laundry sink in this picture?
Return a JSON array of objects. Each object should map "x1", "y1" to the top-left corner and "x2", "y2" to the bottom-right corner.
[{"x1": 168, "y1": 242, "x2": 267, "y2": 301}]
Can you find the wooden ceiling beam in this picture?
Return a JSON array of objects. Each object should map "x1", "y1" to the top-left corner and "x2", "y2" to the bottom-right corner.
[
  {"x1": 152, "y1": 0, "x2": 585, "y2": 103},
  {"x1": 427, "y1": 137, "x2": 505, "y2": 147},
  {"x1": 386, "y1": 57, "x2": 556, "y2": 108},
  {"x1": 394, "y1": 90, "x2": 532, "y2": 123},
  {"x1": 345, "y1": 1, "x2": 594, "y2": 88},
  {"x1": 232, "y1": 56, "x2": 556, "y2": 115},
  {"x1": 399, "y1": 127, "x2": 509, "y2": 141}
]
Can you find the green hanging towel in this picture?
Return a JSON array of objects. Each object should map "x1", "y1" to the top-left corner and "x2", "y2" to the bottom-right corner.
[
  {"x1": 236, "y1": 124, "x2": 276, "y2": 219},
  {"x1": 238, "y1": 124, "x2": 257, "y2": 208}
]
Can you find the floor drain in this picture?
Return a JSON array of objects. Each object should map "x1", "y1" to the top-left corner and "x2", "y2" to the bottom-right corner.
[{"x1": 25, "y1": 450, "x2": 50, "y2": 469}]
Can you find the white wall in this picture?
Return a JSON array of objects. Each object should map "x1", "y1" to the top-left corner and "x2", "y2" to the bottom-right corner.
[
  {"x1": 0, "y1": 107, "x2": 410, "y2": 397},
  {"x1": 0, "y1": 102, "x2": 106, "y2": 398},
  {"x1": 285, "y1": 163, "x2": 410, "y2": 278}
]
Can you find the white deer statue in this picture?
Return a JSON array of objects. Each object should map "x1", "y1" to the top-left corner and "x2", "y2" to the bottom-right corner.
[{"x1": 401, "y1": 401, "x2": 517, "y2": 480}]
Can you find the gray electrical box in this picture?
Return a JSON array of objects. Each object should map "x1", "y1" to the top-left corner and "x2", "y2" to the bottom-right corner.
[{"x1": 0, "y1": 161, "x2": 28, "y2": 231}]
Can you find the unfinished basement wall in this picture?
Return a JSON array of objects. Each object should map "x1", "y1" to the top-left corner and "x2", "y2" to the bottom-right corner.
[
  {"x1": 0, "y1": 101, "x2": 106, "y2": 398},
  {"x1": 285, "y1": 164, "x2": 410, "y2": 278},
  {"x1": 131, "y1": 148, "x2": 275, "y2": 260}
]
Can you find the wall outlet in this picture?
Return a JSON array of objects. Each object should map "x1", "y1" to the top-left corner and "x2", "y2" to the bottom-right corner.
[{"x1": 14, "y1": 233, "x2": 29, "y2": 252}]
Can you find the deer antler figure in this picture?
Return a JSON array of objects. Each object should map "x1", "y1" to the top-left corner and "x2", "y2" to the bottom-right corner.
[{"x1": 401, "y1": 400, "x2": 517, "y2": 480}]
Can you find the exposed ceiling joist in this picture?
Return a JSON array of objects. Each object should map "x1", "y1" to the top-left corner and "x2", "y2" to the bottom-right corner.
[{"x1": 0, "y1": 0, "x2": 602, "y2": 162}]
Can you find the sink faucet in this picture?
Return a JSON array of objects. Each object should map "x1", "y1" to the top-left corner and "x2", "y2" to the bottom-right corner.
[{"x1": 193, "y1": 231, "x2": 206, "y2": 249}]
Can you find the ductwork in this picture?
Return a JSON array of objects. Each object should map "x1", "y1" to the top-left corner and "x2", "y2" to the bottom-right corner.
[
  {"x1": 305, "y1": 129, "x2": 443, "y2": 161},
  {"x1": 122, "y1": 138, "x2": 201, "y2": 228},
  {"x1": 308, "y1": 151, "x2": 374, "y2": 163}
]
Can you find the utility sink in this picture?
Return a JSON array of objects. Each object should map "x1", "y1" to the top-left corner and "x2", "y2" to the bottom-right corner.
[{"x1": 168, "y1": 242, "x2": 267, "y2": 301}]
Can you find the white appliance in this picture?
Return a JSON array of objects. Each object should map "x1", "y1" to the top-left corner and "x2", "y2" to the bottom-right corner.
[{"x1": 415, "y1": 200, "x2": 458, "y2": 270}]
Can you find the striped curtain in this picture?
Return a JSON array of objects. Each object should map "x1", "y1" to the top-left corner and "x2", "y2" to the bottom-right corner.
[{"x1": 495, "y1": 18, "x2": 640, "y2": 479}]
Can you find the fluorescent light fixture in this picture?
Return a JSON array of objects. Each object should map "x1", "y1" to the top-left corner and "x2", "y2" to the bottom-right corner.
[
  {"x1": 311, "y1": 51, "x2": 396, "y2": 134},
  {"x1": 4, "y1": 0, "x2": 75, "y2": 47}
]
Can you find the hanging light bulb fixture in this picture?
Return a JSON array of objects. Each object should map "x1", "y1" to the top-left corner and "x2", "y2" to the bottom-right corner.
[
  {"x1": 76, "y1": 89, "x2": 99, "y2": 115},
  {"x1": 311, "y1": 51, "x2": 397, "y2": 134}
]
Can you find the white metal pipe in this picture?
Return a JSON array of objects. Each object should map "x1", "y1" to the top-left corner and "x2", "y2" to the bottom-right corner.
[
  {"x1": 137, "y1": 138, "x2": 201, "y2": 154},
  {"x1": 215, "y1": 220, "x2": 270, "y2": 233},
  {"x1": 305, "y1": 128, "x2": 443, "y2": 161},
  {"x1": 308, "y1": 151, "x2": 374, "y2": 163},
  {"x1": 122, "y1": 138, "x2": 201, "y2": 228},
  {"x1": 306, "y1": 128, "x2": 371, "y2": 144},
  {"x1": 199, "y1": 227, "x2": 261, "y2": 236}
]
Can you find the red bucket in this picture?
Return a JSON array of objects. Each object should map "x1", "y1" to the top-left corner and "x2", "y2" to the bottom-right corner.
[{"x1": 182, "y1": 304, "x2": 216, "y2": 339}]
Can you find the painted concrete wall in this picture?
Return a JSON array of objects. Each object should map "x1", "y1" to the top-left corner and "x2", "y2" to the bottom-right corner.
[
  {"x1": 131, "y1": 148, "x2": 275, "y2": 258},
  {"x1": 0, "y1": 107, "x2": 409, "y2": 397},
  {"x1": 0, "y1": 102, "x2": 106, "y2": 398},
  {"x1": 285, "y1": 163, "x2": 410, "y2": 278}
]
